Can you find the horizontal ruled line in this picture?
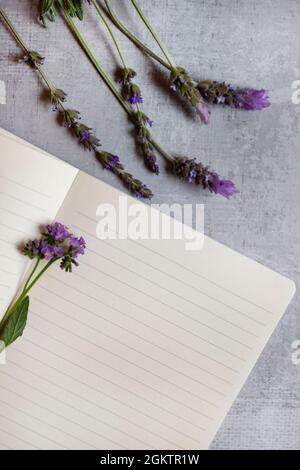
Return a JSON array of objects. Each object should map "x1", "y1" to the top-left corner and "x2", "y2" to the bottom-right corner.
[
  {"x1": 0, "y1": 175, "x2": 51, "y2": 198},
  {"x1": 34, "y1": 293, "x2": 229, "y2": 395},
  {"x1": 0, "y1": 388, "x2": 125, "y2": 450},
  {"x1": 10, "y1": 351, "x2": 200, "y2": 446},
  {"x1": 76, "y1": 213, "x2": 275, "y2": 316},
  {"x1": 81, "y1": 255, "x2": 260, "y2": 338},
  {"x1": 0, "y1": 192, "x2": 44, "y2": 212},
  {"x1": 46, "y1": 274, "x2": 240, "y2": 374},
  {"x1": 29, "y1": 315, "x2": 219, "y2": 413},
  {"x1": 0, "y1": 367, "x2": 186, "y2": 448},
  {"x1": 23, "y1": 334, "x2": 212, "y2": 430}
]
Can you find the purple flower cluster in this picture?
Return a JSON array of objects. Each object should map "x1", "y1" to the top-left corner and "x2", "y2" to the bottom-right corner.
[
  {"x1": 197, "y1": 80, "x2": 270, "y2": 112},
  {"x1": 206, "y1": 173, "x2": 239, "y2": 199},
  {"x1": 170, "y1": 67, "x2": 210, "y2": 124},
  {"x1": 95, "y1": 150, "x2": 153, "y2": 199},
  {"x1": 128, "y1": 93, "x2": 143, "y2": 105},
  {"x1": 46, "y1": 222, "x2": 70, "y2": 242},
  {"x1": 234, "y1": 88, "x2": 270, "y2": 111},
  {"x1": 134, "y1": 110, "x2": 160, "y2": 174},
  {"x1": 171, "y1": 157, "x2": 238, "y2": 199},
  {"x1": 23, "y1": 223, "x2": 86, "y2": 272},
  {"x1": 119, "y1": 68, "x2": 143, "y2": 105}
]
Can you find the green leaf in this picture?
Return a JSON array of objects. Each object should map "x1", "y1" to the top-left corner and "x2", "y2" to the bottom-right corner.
[
  {"x1": 0, "y1": 297, "x2": 29, "y2": 349},
  {"x1": 41, "y1": 0, "x2": 55, "y2": 16},
  {"x1": 73, "y1": 0, "x2": 84, "y2": 20},
  {"x1": 39, "y1": 0, "x2": 57, "y2": 26}
]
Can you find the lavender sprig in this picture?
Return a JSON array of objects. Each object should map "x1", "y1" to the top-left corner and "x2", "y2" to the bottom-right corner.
[
  {"x1": 63, "y1": 106, "x2": 153, "y2": 197},
  {"x1": 87, "y1": 0, "x2": 160, "y2": 175},
  {"x1": 105, "y1": 0, "x2": 270, "y2": 115},
  {"x1": 24, "y1": 222, "x2": 86, "y2": 271},
  {"x1": 118, "y1": 68, "x2": 159, "y2": 174},
  {"x1": 0, "y1": 7, "x2": 153, "y2": 200},
  {"x1": 170, "y1": 67, "x2": 210, "y2": 124},
  {"x1": 0, "y1": 223, "x2": 86, "y2": 350},
  {"x1": 197, "y1": 81, "x2": 271, "y2": 111},
  {"x1": 95, "y1": 150, "x2": 153, "y2": 199},
  {"x1": 129, "y1": 0, "x2": 209, "y2": 124},
  {"x1": 171, "y1": 157, "x2": 239, "y2": 199},
  {"x1": 59, "y1": 7, "x2": 238, "y2": 198}
]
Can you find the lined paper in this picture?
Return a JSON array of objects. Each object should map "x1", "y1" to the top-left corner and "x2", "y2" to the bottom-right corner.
[
  {"x1": 0, "y1": 131, "x2": 295, "y2": 449},
  {"x1": 0, "y1": 133, "x2": 78, "y2": 319}
]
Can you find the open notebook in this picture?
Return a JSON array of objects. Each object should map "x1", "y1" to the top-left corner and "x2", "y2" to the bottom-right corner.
[{"x1": 0, "y1": 128, "x2": 295, "y2": 450}]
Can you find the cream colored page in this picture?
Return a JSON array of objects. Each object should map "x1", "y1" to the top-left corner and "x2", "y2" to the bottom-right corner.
[
  {"x1": 0, "y1": 128, "x2": 54, "y2": 158},
  {"x1": 0, "y1": 132, "x2": 78, "y2": 320},
  {"x1": 0, "y1": 172, "x2": 295, "y2": 450}
]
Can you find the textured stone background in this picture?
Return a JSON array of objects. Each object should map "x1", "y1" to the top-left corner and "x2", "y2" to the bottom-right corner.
[{"x1": 0, "y1": 0, "x2": 299, "y2": 449}]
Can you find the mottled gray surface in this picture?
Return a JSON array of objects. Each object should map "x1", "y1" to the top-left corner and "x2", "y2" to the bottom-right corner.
[{"x1": 0, "y1": 0, "x2": 299, "y2": 450}]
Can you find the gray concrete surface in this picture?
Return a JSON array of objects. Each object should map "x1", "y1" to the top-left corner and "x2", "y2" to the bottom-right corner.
[{"x1": 0, "y1": 0, "x2": 299, "y2": 449}]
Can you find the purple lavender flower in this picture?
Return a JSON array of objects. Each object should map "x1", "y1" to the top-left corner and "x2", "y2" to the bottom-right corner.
[
  {"x1": 46, "y1": 223, "x2": 70, "y2": 242},
  {"x1": 79, "y1": 130, "x2": 91, "y2": 142},
  {"x1": 207, "y1": 173, "x2": 239, "y2": 199},
  {"x1": 171, "y1": 156, "x2": 239, "y2": 198},
  {"x1": 111, "y1": 155, "x2": 120, "y2": 164},
  {"x1": 195, "y1": 100, "x2": 210, "y2": 124},
  {"x1": 96, "y1": 150, "x2": 153, "y2": 199},
  {"x1": 128, "y1": 94, "x2": 143, "y2": 104},
  {"x1": 146, "y1": 155, "x2": 160, "y2": 174},
  {"x1": 23, "y1": 239, "x2": 41, "y2": 259},
  {"x1": 234, "y1": 89, "x2": 270, "y2": 111},
  {"x1": 188, "y1": 169, "x2": 198, "y2": 184},
  {"x1": 41, "y1": 241, "x2": 66, "y2": 260},
  {"x1": 69, "y1": 236, "x2": 86, "y2": 258},
  {"x1": 197, "y1": 81, "x2": 271, "y2": 111},
  {"x1": 119, "y1": 67, "x2": 143, "y2": 105},
  {"x1": 23, "y1": 222, "x2": 86, "y2": 271},
  {"x1": 170, "y1": 67, "x2": 209, "y2": 124}
]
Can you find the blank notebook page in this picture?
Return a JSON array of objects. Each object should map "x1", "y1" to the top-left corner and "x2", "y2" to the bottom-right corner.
[
  {"x1": 0, "y1": 135, "x2": 295, "y2": 450},
  {"x1": 0, "y1": 164, "x2": 294, "y2": 449},
  {"x1": 0, "y1": 132, "x2": 77, "y2": 320}
]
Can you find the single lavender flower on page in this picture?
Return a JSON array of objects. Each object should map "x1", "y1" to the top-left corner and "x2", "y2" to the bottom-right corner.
[
  {"x1": 0, "y1": 223, "x2": 86, "y2": 351},
  {"x1": 197, "y1": 81, "x2": 271, "y2": 111}
]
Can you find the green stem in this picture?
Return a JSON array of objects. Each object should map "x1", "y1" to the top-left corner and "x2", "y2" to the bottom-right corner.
[
  {"x1": 0, "y1": 259, "x2": 55, "y2": 328},
  {"x1": 0, "y1": 7, "x2": 29, "y2": 54},
  {"x1": 24, "y1": 259, "x2": 56, "y2": 294},
  {"x1": 62, "y1": 8, "x2": 132, "y2": 115},
  {"x1": 91, "y1": 0, "x2": 127, "y2": 69},
  {"x1": 62, "y1": 8, "x2": 174, "y2": 163},
  {"x1": 130, "y1": 0, "x2": 176, "y2": 69},
  {"x1": 0, "y1": 6, "x2": 67, "y2": 114},
  {"x1": 104, "y1": 0, "x2": 171, "y2": 70},
  {"x1": 148, "y1": 137, "x2": 173, "y2": 163},
  {"x1": 23, "y1": 258, "x2": 41, "y2": 292}
]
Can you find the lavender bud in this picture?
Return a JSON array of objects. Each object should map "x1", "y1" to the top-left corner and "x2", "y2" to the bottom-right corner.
[
  {"x1": 170, "y1": 157, "x2": 238, "y2": 198},
  {"x1": 170, "y1": 67, "x2": 209, "y2": 124},
  {"x1": 197, "y1": 80, "x2": 270, "y2": 111}
]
